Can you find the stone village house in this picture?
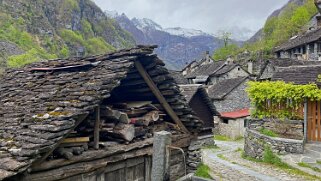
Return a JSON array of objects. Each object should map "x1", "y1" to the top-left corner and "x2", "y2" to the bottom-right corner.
[
  {"x1": 0, "y1": 46, "x2": 212, "y2": 180},
  {"x1": 208, "y1": 77, "x2": 251, "y2": 139},
  {"x1": 274, "y1": 0, "x2": 321, "y2": 61},
  {"x1": 180, "y1": 51, "x2": 250, "y2": 85}
]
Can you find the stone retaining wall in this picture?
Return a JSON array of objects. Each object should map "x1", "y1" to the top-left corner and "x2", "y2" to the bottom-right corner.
[
  {"x1": 244, "y1": 129, "x2": 304, "y2": 159},
  {"x1": 187, "y1": 135, "x2": 215, "y2": 173}
]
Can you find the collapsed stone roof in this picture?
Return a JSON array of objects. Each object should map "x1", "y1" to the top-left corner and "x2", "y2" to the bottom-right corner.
[
  {"x1": 0, "y1": 45, "x2": 201, "y2": 180},
  {"x1": 272, "y1": 65, "x2": 321, "y2": 87}
]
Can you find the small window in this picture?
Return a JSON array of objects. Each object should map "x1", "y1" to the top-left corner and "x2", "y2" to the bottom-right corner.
[
  {"x1": 244, "y1": 119, "x2": 248, "y2": 127},
  {"x1": 238, "y1": 67, "x2": 241, "y2": 71},
  {"x1": 222, "y1": 119, "x2": 229, "y2": 124}
]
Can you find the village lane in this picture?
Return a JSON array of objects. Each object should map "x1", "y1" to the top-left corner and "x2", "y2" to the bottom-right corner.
[{"x1": 202, "y1": 140, "x2": 312, "y2": 181}]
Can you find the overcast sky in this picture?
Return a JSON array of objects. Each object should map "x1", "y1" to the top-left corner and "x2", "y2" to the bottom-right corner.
[{"x1": 93, "y1": 0, "x2": 289, "y2": 37}]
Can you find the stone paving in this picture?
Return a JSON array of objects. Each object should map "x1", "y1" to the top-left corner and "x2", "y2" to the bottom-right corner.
[
  {"x1": 202, "y1": 140, "x2": 319, "y2": 181},
  {"x1": 281, "y1": 143, "x2": 321, "y2": 178}
]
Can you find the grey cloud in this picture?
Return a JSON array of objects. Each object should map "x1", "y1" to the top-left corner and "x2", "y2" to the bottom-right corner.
[{"x1": 93, "y1": 0, "x2": 288, "y2": 35}]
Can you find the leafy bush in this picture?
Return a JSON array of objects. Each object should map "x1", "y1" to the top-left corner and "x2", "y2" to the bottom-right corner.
[
  {"x1": 259, "y1": 128, "x2": 278, "y2": 137},
  {"x1": 8, "y1": 48, "x2": 57, "y2": 68},
  {"x1": 263, "y1": 146, "x2": 288, "y2": 167},
  {"x1": 195, "y1": 163, "x2": 212, "y2": 179},
  {"x1": 212, "y1": 44, "x2": 239, "y2": 61},
  {"x1": 247, "y1": 81, "x2": 321, "y2": 119}
]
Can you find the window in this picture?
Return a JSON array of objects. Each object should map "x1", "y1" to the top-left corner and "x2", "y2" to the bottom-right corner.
[
  {"x1": 222, "y1": 119, "x2": 229, "y2": 124},
  {"x1": 244, "y1": 119, "x2": 248, "y2": 127}
]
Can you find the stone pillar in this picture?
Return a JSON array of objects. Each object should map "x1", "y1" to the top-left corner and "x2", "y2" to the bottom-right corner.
[{"x1": 151, "y1": 131, "x2": 172, "y2": 181}]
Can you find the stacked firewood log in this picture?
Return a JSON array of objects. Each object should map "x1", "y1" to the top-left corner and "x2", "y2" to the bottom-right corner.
[{"x1": 54, "y1": 101, "x2": 172, "y2": 159}]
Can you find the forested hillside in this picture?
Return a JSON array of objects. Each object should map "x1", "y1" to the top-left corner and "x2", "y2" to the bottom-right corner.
[
  {"x1": 0, "y1": 0, "x2": 135, "y2": 73},
  {"x1": 213, "y1": 0, "x2": 317, "y2": 60}
]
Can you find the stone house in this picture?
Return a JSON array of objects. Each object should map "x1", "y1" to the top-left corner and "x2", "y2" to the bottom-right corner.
[
  {"x1": 208, "y1": 77, "x2": 251, "y2": 139},
  {"x1": 182, "y1": 51, "x2": 213, "y2": 76},
  {"x1": 274, "y1": 0, "x2": 321, "y2": 61},
  {"x1": 185, "y1": 60, "x2": 250, "y2": 85},
  {"x1": 258, "y1": 58, "x2": 321, "y2": 80},
  {"x1": 169, "y1": 70, "x2": 189, "y2": 84},
  {"x1": 0, "y1": 46, "x2": 204, "y2": 181},
  {"x1": 179, "y1": 85, "x2": 219, "y2": 136}
]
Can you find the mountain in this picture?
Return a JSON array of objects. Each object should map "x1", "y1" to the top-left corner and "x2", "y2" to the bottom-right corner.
[
  {"x1": 248, "y1": 0, "x2": 305, "y2": 43},
  {"x1": 0, "y1": 0, "x2": 135, "y2": 73},
  {"x1": 109, "y1": 12, "x2": 226, "y2": 70}
]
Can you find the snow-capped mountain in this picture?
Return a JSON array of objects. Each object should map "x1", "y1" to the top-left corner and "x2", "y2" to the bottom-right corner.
[
  {"x1": 132, "y1": 18, "x2": 163, "y2": 31},
  {"x1": 164, "y1": 27, "x2": 211, "y2": 38},
  {"x1": 106, "y1": 12, "x2": 239, "y2": 70}
]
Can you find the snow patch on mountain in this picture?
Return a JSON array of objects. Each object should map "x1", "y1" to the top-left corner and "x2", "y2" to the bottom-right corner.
[
  {"x1": 164, "y1": 27, "x2": 211, "y2": 38},
  {"x1": 132, "y1": 18, "x2": 163, "y2": 31}
]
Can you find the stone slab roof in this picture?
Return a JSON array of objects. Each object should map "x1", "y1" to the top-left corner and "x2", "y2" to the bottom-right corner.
[
  {"x1": 258, "y1": 59, "x2": 321, "y2": 80},
  {"x1": 272, "y1": 65, "x2": 321, "y2": 86},
  {"x1": 275, "y1": 28, "x2": 321, "y2": 51},
  {"x1": 179, "y1": 85, "x2": 218, "y2": 116},
  {"x1": 0, "y1": 45, "x2": 201, "y2": 180},
  {"x1": 208, "y1": 77, "x2": 249, "y2": 100},
  {"x1": 169, "y1": 70, "x2": 189, "y2": 84},
  {"x1": 185, "y1": 61, "x2": 226, "y2": 78}
]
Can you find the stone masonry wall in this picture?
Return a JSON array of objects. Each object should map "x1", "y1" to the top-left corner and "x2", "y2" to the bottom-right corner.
[
  {"x1": 244, "y1": 129, "x2": 304, "y2": 159},
  {"x1": 187, "y1": 136, "x2": 215, "y2": 173}
]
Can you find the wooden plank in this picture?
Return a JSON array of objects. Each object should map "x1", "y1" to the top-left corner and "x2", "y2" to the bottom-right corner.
[
  {"x1": 308, "y1": 101, "x2": 312, "y2": 141},
  {"x1": 313, "y1": 101, "x2": 317, "y2": 141},
  {"x1": 61, "y1": 137, "x2": 89, "y2": 144},
  {"x1": 32, "y1": 113, "x2": 89, "y2": 165},
  {"x1": 94, "y1": 106, "x2": 101, "y2": 150},
  {"x1": 318, "y1": 101, "x2": 321, "y2": 141},
  {"x1": 134, "y1": 61, "x2": 189, "y2": 133}
]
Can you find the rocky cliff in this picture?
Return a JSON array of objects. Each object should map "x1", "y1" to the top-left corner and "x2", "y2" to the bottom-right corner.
[{"x1": 0, "y1": 0, "x2": 135, "y2": 72}]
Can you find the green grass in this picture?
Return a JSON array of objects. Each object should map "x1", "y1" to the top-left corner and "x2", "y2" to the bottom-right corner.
[
  {"x1": 235, "y1": 148, "x2": 243, "y2": 152},
  {"x1": 259, "y1": 128, "x2": 278, "y2": 137},
  {"x1": 241, "y1": 147, "x2": 321, "y2": 180},
  {"x1": 195, "y1": 163, "x2": 213, "y2": 179},
  {"x1": 213, "y1": 135, "x2": 232, "y2": 141},
  {"x1": 298, "y1": 162, "x2": 321, "y2": 172},
  {"x1": 317, "y1": 160, "x2": 321, "y2": 164},
  {"x1": 217, "y1": 154, "x2": 228, "y2": 161}
]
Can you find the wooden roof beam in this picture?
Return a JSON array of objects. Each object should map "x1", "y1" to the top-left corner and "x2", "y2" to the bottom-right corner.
[{"x1": 134, "y1": 61, "x2": 190, "y2": 134}]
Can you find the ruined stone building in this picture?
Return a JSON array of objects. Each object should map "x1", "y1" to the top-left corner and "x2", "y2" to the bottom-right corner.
[{"x1": 0, "y1": 46, "x2": 208, "y2": 181}]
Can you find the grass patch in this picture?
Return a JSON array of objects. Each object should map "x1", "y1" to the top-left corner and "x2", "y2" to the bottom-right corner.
[
  {"x1": 203, "y1": 145, "x2": 220, "y2": 150},
  {"x1": 195, "y1": 163, "x2": 212, "y2": 179},
  {"x1": 235, "y1": 148, "x2": 243, "y2": 152},
  {"x1": 241, "y1": 147, "x2": 321, "y2": 180},
  {"x1": 259, "y1": 128, "x2": 278, "y2": 137},
  {"x1": 217, "y1": 154, "x2": 228, "y2": 161},
  {"x1": 317, "y1": 160, "x2": 321, "y2": 165},
  {"x1": 298, "y1": 162, "x2": 321, "y2": 172},
  {"x1": 213, "y1": 135, "x2": 232, "y2": 141},
  {"x1": 234, "y1": 136, "x2": 244, "y2": 141}
]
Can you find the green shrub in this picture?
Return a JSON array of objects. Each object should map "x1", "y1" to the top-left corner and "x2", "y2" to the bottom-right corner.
[
  {"x1": 195, "y1": 163, "x2": 212, "y2": 179},
  {"x1": 262, "y1": 146, "x2": 287, "y2": 168},
  {"x1": 259, "y1": 128, "x2": 278, "y2": 137}
]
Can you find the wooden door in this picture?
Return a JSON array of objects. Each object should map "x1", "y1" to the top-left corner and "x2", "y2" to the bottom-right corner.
[{"x1": 307, "y1": 101, "x2": 321, "y2": 142}]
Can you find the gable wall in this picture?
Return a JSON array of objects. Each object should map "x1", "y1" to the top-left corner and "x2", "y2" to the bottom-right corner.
[
  {"x1": 209, "y1": 66, "x2": 249, "y2": 85},
  {"x1": 213, "y1": 80, "x2": 250, "y2": 113}
]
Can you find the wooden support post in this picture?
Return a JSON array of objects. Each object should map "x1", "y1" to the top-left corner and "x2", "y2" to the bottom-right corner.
[
  {"x1": 94, "y1": 106, "x2": 101, "y2": 150},
  {"x1": 304, "y1": 99, "x2": 308, "y2": 143},
  {"x1": 134, "y1": 61, "x2": 189, "y2": 134}
]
